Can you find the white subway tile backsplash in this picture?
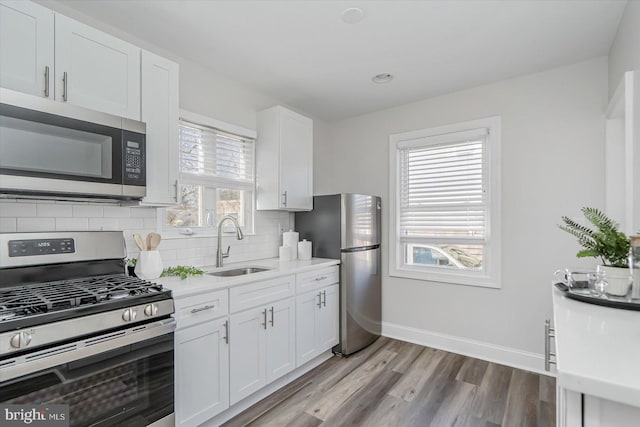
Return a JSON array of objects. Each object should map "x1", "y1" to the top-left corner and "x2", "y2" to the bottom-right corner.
[
  {"x1": 89, "y1": 218, "x2": 118, "y2": 231},
  {"x1": 17, "y1": 218, "x2": 55, "y2": 232},
  {"x1": 103, "y1": 206, "x2": 131, "y2": 218},
  {"x1": 2, "y1": 198, "x2": 289, "y2": 267},
  {"x1": 72, "y1": 205, "x2": 104, "y2": 217},
  {"x1": 130, "y1": 208, "x2": 156, "y2": 218},
  {"x1": 117, "y1": 218, "x2": 144, "y2": 230},
  {"x1": 37, "y1": 204, "x2": 73, "y2": 217},
  {"x1": 0, "y1": 218, "x2": 17, "y2": 232},
  {"x1": 0, "y1": 202, "x2": 37, "y2": 217},
  {"x1": 56, "y1": 218, "x2": 89, "y2": 231}
]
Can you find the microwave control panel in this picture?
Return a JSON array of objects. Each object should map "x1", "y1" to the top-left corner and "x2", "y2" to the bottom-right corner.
[
  {"x1": 122, "y1": 131, "x2": 145, "y2": 186},
  {"x1": 9, "y1": 238, "x2": 75, "y2": 257}
]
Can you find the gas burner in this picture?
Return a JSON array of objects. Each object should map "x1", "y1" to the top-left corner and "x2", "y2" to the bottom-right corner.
[
  {"x1": 0, "y1": 306, "x2": 16, "y2": 322},
  {"x1": 107, "y1": 291, "x2": 133, "y2": 300}
]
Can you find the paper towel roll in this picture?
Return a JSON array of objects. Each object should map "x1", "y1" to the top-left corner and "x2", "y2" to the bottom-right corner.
[
  {"x1": 298, "y1": 239, "x2": 312, "y2": 260},
  {"x1": 279, "y1": 245, "x2": 292, "y2": 261},
  {"x1": 282, "y1": 230, "x2": 299, "y2": 259}
]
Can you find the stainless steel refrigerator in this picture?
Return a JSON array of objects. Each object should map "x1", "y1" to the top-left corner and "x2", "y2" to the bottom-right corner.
[{"x1": 295, "y1": 194, "x2": 381, "y2": 356}]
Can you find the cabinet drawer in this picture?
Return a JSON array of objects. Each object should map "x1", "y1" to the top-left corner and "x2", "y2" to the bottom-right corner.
[
  {"x1": 174, "y1": 289, "x2": 229, "y2": 328},
  {"x1": 296, "y1": 266, "x2": 339, "y2": 294},
  {"x1": 230, "y1": 275, "x2": 295, "y2": 313}
]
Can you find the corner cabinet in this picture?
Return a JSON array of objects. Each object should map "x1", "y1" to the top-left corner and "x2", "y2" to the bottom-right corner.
[
  {"x1": 139, "y1": 50, "x2": 179, "y2": 206},
  {"x1": 0, "y1": 0, "x2": 54, "y2": 98},
  {"x1": 256, "y1": 105, "x2": 313, "y2": 211}
]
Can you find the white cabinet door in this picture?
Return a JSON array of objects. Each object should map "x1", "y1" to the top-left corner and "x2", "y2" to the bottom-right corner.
[
  {"x1": 175, "y1": 317, "x2": 229, "y2": 427},
  {"x1": 279, "y1": 107, "x2": 313, "y2": 210},
  {"x1": 140, "y1": 50, "x2": 179, "y2": 206},
  {"x1": 296, "y1": 290, "x2": 320, "y2": 366},
  {"x1": 265, "y1": 298, "x2": 295, "y2": 383},
  {"x1": 317, "y1": 284, "x2": 339, "y2": 350},
  {"x1": 584, "y1": 394, "x2": 640, "y2": 427},
  {"x1": 0, "y1": 0, "x2": 54, "y2": 97},
  {"x1": 256, "y1": 105, "x2": 313, "y2": 211},
  {"x1": 296, "y1": 284, "x2": 339, "y2": 367},
  {"x1": 55, "y1": 14, "x2": 140, "y2": 119},
  {"x1": 229, "y1": 308, "x2": 266, "y2": 405}
]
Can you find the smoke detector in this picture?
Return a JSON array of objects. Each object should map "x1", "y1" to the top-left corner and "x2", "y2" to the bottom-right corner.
[
  {"x1": 372, "y1": 73, "x2": 394, "y2": 84},
  {"x1": 341, "y1": 7, "x2": 365, "y2": 24}
]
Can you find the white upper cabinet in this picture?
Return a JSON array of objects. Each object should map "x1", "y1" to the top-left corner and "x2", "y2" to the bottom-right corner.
[
  {"x1": 54, "y1": 14, "x2": 141, "y2": 120},
  {"x1": 140, "y1": 50, "x2": 179, "y2": 206},
  {"x1": 256, "y1": 105, "x2": 313, "y2": 211},
  {"x1": 0, "y1": 1, "x2": 54, "y2": 98}
]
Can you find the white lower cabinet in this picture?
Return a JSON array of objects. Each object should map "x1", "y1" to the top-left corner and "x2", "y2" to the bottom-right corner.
[
  {"x1": 559, "y1": 388, "x2": 640, "y2": 427},
  {"x1": 175, "y1": 317, "x2": 229, "y2": 427},
  {"x1": 229, "y1": 297, "x2": 295, "y2": 405},
  {"x1": 296, "y1": 284, "x2": 339, "y2": 366}
]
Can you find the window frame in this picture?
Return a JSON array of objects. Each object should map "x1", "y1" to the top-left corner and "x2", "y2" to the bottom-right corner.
[
  {"x1": 388, "y1": 116, "x2": 502, "y2": 288},
  {"x1": 162, "y1": 110, "x2": 257, "y2": 237}
]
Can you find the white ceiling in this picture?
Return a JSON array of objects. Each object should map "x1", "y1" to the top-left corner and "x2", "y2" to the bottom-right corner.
[{"x1": 52, "y1": 0, "x2": 626, "y2": 121}]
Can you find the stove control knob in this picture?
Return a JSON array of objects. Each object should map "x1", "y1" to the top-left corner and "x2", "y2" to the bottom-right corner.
[
  {"x1": 122, "y1": 308, "x2": 137, "y2": 322},
  {"x1": 10, "y1": 331, "x2": 32, "y2": 349},
  {"x1": 144, "y1": 304, "x2": 158, "y2": 317}
]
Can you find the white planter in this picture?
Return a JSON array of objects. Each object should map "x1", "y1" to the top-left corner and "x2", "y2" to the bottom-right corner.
[
  {"x1": 135, "y1": 250, "x2": 163, "y2": 280},
  {"x1": 597, "y1": 265, "x2": 631, "y2": 297}
]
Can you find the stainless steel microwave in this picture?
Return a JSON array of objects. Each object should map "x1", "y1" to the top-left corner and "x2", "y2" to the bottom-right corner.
[{"x1": 0, "y1": 88, "x2": 146, "y2": 200}]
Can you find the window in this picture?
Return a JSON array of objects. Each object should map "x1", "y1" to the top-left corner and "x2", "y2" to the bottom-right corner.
[
  {"x1": 166, "y1": 114, "x2": 255, "y2": 234},
  {"x1": 389, "y1": 116, "x2": 501, "y2": 288}
]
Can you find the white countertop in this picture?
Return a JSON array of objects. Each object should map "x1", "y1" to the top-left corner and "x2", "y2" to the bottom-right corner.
[
  {"x1": 552, "y1": 286, "x2": 640, "y2": 407},
  {"x1": 156, "y1": 257, "x2": 340, "y2": 298}
]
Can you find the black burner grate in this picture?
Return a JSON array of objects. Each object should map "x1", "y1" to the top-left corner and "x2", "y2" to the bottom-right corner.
[{"x1": 0, "y1": 275, "x2": 163, "y2": 323}]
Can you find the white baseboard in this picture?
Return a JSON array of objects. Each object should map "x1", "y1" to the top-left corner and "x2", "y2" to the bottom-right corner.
[{"x1": 382, "y1": 321, "x2": 555, "y2": 377}]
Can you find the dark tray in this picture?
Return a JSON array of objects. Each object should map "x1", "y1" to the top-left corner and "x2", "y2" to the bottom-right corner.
[{"x1": 554, "y1": 282, "x2": 640, "y2": 311}]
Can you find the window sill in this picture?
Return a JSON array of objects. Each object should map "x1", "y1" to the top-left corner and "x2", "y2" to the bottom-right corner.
[{"x1": 389, "y1": 265, "x2": 501, "y2": 289}]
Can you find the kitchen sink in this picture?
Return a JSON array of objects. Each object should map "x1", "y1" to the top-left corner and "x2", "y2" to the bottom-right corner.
[{"x1": 207, "y1": 267, "x2": 271, "y2": 277}]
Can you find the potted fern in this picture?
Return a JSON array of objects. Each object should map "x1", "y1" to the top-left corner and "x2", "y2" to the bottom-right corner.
[{"x1": 559, "y1": 207, "x2": 630, "y2": 296}]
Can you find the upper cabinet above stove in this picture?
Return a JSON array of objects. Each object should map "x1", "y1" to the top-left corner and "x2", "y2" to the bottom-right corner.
[
  {"x1": 256, "y1": 106, "x2": 313, "y2": 211},
  {"x1": 0, "y1": 0, "x2": 141, "y2": 121}
]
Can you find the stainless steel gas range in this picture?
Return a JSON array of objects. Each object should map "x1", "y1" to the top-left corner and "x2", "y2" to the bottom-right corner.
[{"x1": 0, "y1": 231, "x2": 175, "y2": 427}]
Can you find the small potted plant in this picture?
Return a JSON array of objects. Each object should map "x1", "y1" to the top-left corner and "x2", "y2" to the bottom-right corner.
[
  {"x1": 559, "y1": 207, "x2": 630, "y2": 296},
  {"x1": 125, "y1": 258, "x2": 137, "y2": 277}
]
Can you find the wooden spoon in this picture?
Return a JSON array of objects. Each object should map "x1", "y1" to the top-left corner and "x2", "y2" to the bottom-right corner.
[
  {"x1": 148, "y1": 232, "x2": 162, "y2": 250},
  {"x1": 133, "y1": 233, "x2": 145, "y2": 251}
]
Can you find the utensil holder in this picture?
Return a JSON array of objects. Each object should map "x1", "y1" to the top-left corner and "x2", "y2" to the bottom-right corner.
[{"x1": 135, "y1": 250, "x2": 163, "y2": 280}]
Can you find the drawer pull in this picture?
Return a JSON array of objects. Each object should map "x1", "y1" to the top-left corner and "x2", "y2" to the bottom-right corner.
[
  {"x1": 191, "y1": 304, "x2": 215, "y2": 314},
  {"x1": 223, "y1": 320, "x2": 229, "y2": 344},
  {"x1": 315, "y1": 276, "x2": 327, "y2": 281}
]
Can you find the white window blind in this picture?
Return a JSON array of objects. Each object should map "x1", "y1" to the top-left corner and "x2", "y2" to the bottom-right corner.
[
  {"x1": 178, "y1": 119, "x2": 254, "y2": 189},
  {"x1": 398, "y1": 129, "x2": 487, "y2": 243}
]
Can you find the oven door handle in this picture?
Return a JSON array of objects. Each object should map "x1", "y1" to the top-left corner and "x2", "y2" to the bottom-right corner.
[{"x1": 0, "y1": 318, "x2": 175, "y2": 383}]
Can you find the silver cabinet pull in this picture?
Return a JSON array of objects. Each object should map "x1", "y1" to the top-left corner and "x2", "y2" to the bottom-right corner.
[
  {"x1": 269, "y1": 306, "x2": 275, "y2": 327},
  {"x1": 317, "y1": 292, "x2": 322, "y2": 308},
  {"x1": 44, "y1": 66, "x2": 50, "y2": 97},
  {"x1": 173, "y1": 179, "x2": 179, "y2": 202},
  {"x1": 191, "y1": 304, "x2": 215, "y2": 314},
  {"x1": 223, "y1": 320, "x2": 229, "y2": 344},
  {"x1": 322, "y1": 290, "x2": 327, "y2": 307},
  {"x1": 544, "y1": 319, "x2": 556, "y2": 371},
  {"x1": 281, "y1": 191, "x2": 287, "y2": 207},
  {"x1": 262, "y1": 309, "x2": 268, "y2": 330},
  {"x1": 62, "y1": 71, "x2": 68, "y2": 101},
  {"x1": 315, "y1": 276, "x2": 327, "y2": 281}
]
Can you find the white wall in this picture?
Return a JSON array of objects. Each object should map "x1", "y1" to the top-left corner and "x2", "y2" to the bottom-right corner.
[
  {"x1": 315, "y1": 57, "x2": 608, "y2": 369},
  {"x1": 608, "y1": 1, "x2": 640, "y2": 97}
]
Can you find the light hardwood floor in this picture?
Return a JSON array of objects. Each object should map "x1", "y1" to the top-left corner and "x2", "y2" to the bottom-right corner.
[{"x1": 223, "y1": 337, "x2": 556, "y2": 427}]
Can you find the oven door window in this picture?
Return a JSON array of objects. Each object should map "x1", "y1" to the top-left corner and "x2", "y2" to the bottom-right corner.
[
  {"x1": 0, "y1": 106, "x2": 122, "y2": 184},
  {"x1": 1, "y1": 334, "x2": 173, "y2": 427}
]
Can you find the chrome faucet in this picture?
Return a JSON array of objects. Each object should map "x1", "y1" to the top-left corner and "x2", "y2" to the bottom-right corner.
[{"x1": 216, "y1": 215, "x2": 244, "y2": 267}]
